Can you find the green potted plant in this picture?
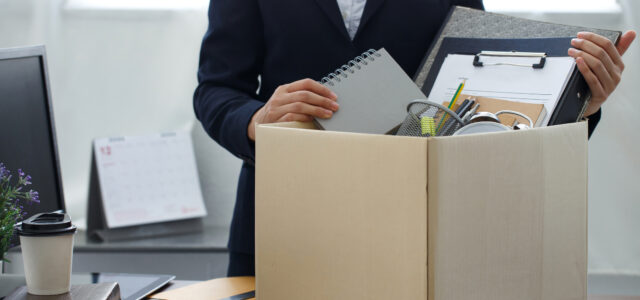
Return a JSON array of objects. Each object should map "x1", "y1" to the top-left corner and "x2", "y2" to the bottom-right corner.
[{"x1": 1, "y1": 162, "x2": 39, "y2": 271}]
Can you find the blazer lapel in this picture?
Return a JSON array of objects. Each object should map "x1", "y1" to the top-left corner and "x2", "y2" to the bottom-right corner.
[
  {"x1": 314, "y1": 0, "x2": 351, "y2": 41},
  {"x1": 356, "y1": 0, "x2": 386, "y2": 38}
]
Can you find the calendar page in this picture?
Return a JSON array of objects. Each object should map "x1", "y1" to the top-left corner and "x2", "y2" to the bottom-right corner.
[{"x1": 93, "y1": 131, "x2": 207, "y2": 228}]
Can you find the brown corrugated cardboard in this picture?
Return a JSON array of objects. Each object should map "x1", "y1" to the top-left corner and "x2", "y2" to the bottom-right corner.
[
  {"x1": 256, "y1": 122, "x2": 428, "y2": 299},
  {"x1": 255, "y1": 121, "x2": 587, "y2": 300},
  {"x1": 427, "y1": 123, "x2": 587, "y2": 299}
]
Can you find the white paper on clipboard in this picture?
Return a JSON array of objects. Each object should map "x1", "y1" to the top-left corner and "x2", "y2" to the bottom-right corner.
[
  {"x1": 427, "y1": 54, "x2": 576, "y2": 126},
  {"x1": 93, "y1": 131, "x2": 207, "y2": 228}
]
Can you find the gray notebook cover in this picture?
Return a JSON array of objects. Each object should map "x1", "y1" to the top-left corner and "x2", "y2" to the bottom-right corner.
[
  {"x1": 315, "y1": 48, "x2": 427, "y2": 134},
  {"x1": 415, "y1": 6, "x2": 622, "y2": 90}
]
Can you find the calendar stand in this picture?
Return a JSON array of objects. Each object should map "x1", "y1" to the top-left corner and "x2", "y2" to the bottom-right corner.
[{"x1": 87, "y1": 141, "x2": 205, "y2": 242}]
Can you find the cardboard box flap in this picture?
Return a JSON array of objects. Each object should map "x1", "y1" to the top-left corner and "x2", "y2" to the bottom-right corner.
[
  {"x1": 427, "y1": 122, "x2": 588, "y2": 300},
  {"x1": 255, "y1": 124, "x2": 429, "y2": 299},
  {"x1": 261, "y1": 121, "x2": 318, "y2": 130}
]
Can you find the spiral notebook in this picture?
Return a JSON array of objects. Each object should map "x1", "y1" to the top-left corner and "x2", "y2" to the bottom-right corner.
[{"x1": 315, "y1": 48, "x2": 427, "y2": 134}]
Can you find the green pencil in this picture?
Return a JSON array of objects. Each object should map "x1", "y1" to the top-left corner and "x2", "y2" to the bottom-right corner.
[{"x1": 437, "y1": 80, "x2": 465, "y2": 133}]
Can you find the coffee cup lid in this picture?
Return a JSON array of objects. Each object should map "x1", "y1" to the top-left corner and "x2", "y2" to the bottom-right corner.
[{"x1": 15, "y1": 212, "x2": 77, "y2": 237}]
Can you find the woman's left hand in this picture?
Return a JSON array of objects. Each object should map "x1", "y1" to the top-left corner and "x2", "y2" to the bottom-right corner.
[{"x1": 568, "y1": 30, "x2": 636, "y2": 117}]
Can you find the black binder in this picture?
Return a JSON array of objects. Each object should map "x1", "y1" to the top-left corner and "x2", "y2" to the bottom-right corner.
[{"x1": 421, "y1": 37, "x2": 592, "y2": 125}]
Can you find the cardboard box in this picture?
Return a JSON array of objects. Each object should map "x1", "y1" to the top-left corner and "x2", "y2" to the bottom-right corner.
[{"x1": 255, "y1": 122, "x2": 587, "y2": 300}]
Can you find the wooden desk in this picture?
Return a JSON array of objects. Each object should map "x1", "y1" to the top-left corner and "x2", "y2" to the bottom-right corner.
[
  {"x1": 149, "y1": 277, "x2": 254, "y2": 300},
  {"x1": 1, "y1": 274, "x2": 638, "y2": 299},
  {"x1": 147, "y1": 275, "x2": 640, "y2": 300}
]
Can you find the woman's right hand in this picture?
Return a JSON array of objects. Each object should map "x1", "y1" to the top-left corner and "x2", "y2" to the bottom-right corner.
[{"x1": 247, "y1": 78, "x2": 339, "y2": 141}]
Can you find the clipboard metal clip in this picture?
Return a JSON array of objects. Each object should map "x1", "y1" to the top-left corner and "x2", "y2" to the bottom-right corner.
[{"x1": 473, "y1": 51, "x2": 547, "y2": 69}]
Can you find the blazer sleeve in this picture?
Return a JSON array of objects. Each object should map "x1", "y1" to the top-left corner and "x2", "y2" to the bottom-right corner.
[
  {"x1": 193, "y1": 0, "x2": 265, "y2": 164},
  {"x1": 586, "y1": 108, "x2": 601, "y2": 138}
]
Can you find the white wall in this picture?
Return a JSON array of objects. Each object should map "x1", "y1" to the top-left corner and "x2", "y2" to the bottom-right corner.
[
  {"x1": 0, "y1": 0, "x2": 638, "y2": 275},
  {"x1": 0, "y1": 0, "x2": 240, "y2": 229},
  {"x1": 586, "y1": 0, "x2": 640, "y2": 276},
  {"x1": 496, "y1": 1, "x2": 640, "y2": 275}
]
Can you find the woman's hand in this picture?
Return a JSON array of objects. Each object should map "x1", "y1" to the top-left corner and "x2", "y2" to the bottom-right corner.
[
  {"x1": 247, "y1": 78, "x2": 339, "y2": 141},
  {"x1": 568, "y1": 30, "x2": 636, "y2": 117}
]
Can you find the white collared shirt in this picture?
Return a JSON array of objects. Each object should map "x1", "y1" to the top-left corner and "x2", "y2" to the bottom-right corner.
[{"x1": 336, "y1": 0, "x2": 367, "y2": 40}]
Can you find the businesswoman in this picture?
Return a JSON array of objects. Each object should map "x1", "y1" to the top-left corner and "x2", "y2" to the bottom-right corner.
[{"x1": 193, "y1": 0, "x2": 636, "y2": 276}]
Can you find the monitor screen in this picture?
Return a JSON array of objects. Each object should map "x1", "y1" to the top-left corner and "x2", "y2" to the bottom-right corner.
[{"x1": 0, "y1": 46, "x2": 65, "y2": 219}]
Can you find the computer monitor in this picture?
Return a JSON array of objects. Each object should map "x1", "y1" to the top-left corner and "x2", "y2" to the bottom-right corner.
[{"x1": 0, "y1": 45, "x2": 66, "y2": 218}]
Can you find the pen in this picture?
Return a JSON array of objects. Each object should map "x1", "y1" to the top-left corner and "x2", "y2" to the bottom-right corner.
[
  {"x1": 461, "y1": 103, "x2": 480, "y2": 124},
  {"x1": 457, "y1": 99, "x2": 474, "y2": 117},
  {"x1": 458, "y1": 99, "x2": 475, "y2": 119},
  {"x1": 442, "y1": 99, "x2": 470, "y2": 135},
  {"x1": 438, "y1": 99, "x2": 474, "y2": 136},
  {"x1": 456, "y1": 99, "x2": 470, "y2": 114}
]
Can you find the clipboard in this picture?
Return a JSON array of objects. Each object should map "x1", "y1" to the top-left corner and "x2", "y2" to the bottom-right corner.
[
  {"x1": 415, "y1": 6, "x2": 622, "y2": 88},
  {"x1": 413, "y1": 6, "x2": 622, "y2": 125},
  {"x1": 421, "y1": 37, "x2": 594, "y2": 125}
]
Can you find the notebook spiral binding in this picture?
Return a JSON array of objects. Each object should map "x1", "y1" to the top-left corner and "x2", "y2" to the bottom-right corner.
[{"x1": 321, "y1": 49, "x2": 381, "y2": 86}]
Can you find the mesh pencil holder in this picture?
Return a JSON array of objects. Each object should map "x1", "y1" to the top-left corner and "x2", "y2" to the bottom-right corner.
[{"x1": 395, "y1": 99, "x2": 465, "y2": 137}]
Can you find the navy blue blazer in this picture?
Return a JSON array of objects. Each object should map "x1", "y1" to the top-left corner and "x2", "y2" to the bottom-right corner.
[{"x1": 194, "y1": 0, "x2": 600, "y2": 255}]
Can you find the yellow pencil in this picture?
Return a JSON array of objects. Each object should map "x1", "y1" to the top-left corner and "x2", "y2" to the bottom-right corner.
[{"x1": 437, "y1": 80, "x2": 465, "y2": 133}]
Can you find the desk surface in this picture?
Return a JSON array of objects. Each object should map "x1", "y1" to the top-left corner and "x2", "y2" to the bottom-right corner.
[
  {"x1": 7, "y1": 225, "x2": 230, "y2": 254},
  {"x1": 1, "y1": 274, "x2": 639, "y2": 299},
  {"x1": 74, "y1": 225, "x2": 229, "y2": 253},
  {"x1": 148, "y1": 276, "x2": 640, "y2": 300},
  {"x1": 4, "y1": 226, "x2": 231, "y2": 280}
]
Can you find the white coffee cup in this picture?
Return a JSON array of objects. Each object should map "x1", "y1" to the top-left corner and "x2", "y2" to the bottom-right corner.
[{"x1": 15, "y1": 212, "x2": 76, "y2": 295}]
